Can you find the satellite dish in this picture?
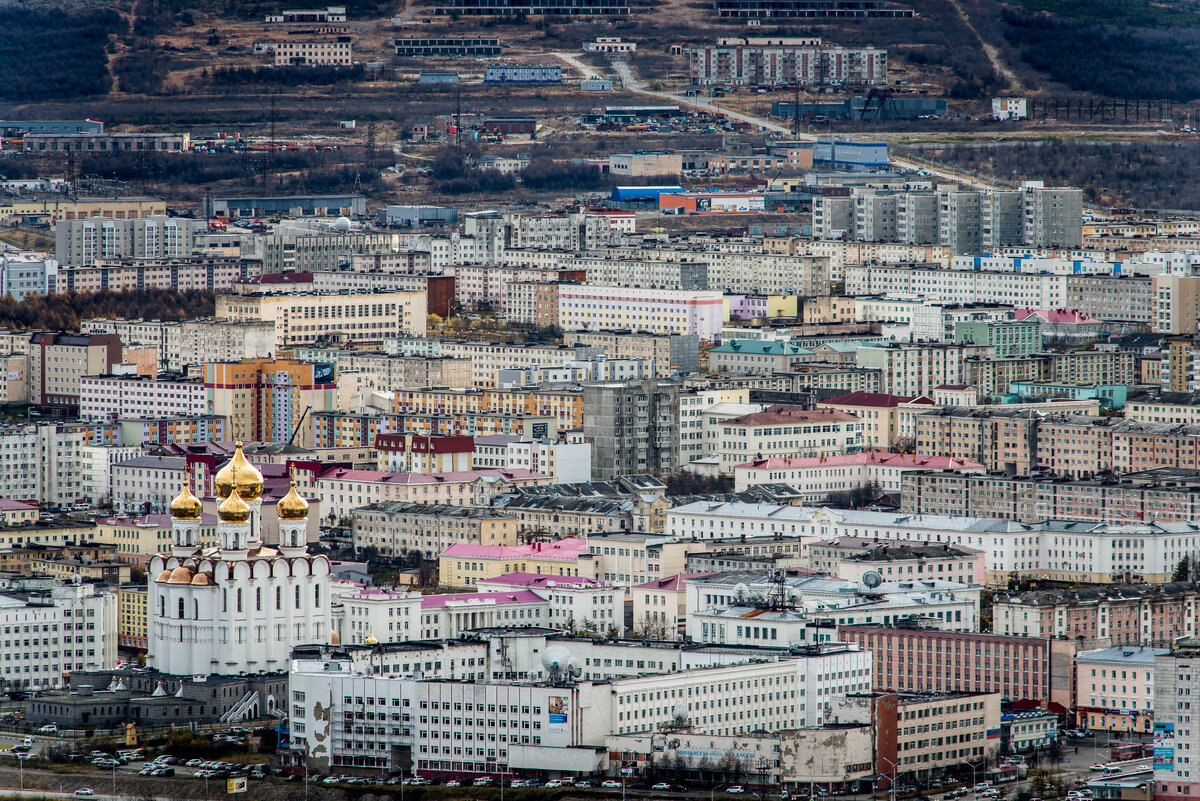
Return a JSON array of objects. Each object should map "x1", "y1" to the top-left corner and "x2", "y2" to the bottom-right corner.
[
  {"x1": 541, "y1": 645, "x2": 572, "y2": 675},
  {"x1": 567, "y1": 657, "x2": 584, "y2": 679},
  {"x1": 734, "y1": 582, "x2": 749, "y2": 602},
  {"x1": 673, "y1": 704, "x2": 688, "y2": 721},
  {"x1": 333, "y1": 216, "x2": 352, "y2": 232},
  {"x1": 787, "y1": 589, "x2": 802, "y2": 602},
  {"x1": 862, "y1": 571, "x2": 883, "y2": 589}
]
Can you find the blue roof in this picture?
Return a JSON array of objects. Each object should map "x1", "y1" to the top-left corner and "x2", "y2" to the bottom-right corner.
[{"x1": 611, "y1": 186, "x2": 684, "y2": 202}]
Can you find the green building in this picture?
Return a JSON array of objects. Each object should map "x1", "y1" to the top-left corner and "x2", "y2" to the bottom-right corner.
[{"x1": 954, "y1": 320, "x2": 1042, "y2": 358}]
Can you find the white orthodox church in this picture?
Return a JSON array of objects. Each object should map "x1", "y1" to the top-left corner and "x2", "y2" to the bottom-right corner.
[{"x1": 148, "y1": 442, "x2": 332, "y2": 676}]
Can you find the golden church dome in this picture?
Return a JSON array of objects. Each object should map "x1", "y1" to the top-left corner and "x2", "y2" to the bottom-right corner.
[
  {"x1": 167, "y1": 566, "x2": 194, "y2": 584},
  {"x1": 276, "y1": 480, "x2": 310, "y2": 521},
  {"x1": 215, "y1": 442, "x2": 263, "y2": 501},
  {"x1": 218, "y1": 487, "x2": 251, "y2": 524},
  {"x1": 364, "y1": 631, "x2": 378, "y2": 645},
  {"x1": 154, "y1": 569, "x2": 173, "y2": 583},
  {"x1": 169, "y1": 484, "x2": 203, "y2": 520}
]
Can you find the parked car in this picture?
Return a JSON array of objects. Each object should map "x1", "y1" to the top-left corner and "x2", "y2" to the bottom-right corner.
[
  {"x1": 37, "y1": 724, "x2": 57, "y2": 734},
  {"x1": 546, "y1": 780, "x2": 564, "y2": 788},
  {"x1": 446, "y1": 780, "x2": 462, "y2": 787},
  {"x1": 603, "y1": 780, "x2": 623, "y2": 789},
  {"x1": 577, "y1": 780, "x2": 595, "y2": 788}
]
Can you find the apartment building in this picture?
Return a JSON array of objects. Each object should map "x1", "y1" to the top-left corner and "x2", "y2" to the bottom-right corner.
[
  {"x1": 900, "y1": 469, "x2": 1200, "y2": 526},
  {"x1": 261, "y1": 229, "x2": 397, "y2": 273},
  {"x1": 0, "y1": 583, "x2": 117, "y2": 690},
  {"x1": 109, "y1": 455, "x2": 186, "y2": 515},
  {"x1": 816, "y1": 392, "x2": 934, "y2": 448},
  {"x1": 177, "y1": 319, "x2": 276, "y2": 371},
  {"x1": 78, "y1": 373, "x2": 205, "y2": 421},
  {"x1": 809, "y1": 538, "x2": 984, "y2": 585},
  {"x1": 562, "y1": 331, "x2": 700, "y2": 377},
  {"x1": 55, "y1": 216, "x2": 205, "y2": 266},
  {"x1": 839, "y1": 624, "x2": 1074, "y2": 707},
  {"x1": 205, "y1": 357, "x2": 336, "y2": 448},
  {"x1": 268, "y1": 38, "x2": 353, "y2": 66},
  {"x1": 1154, "y1": 639, "x2": 1200, "y2": 801},
  {"x1": 351, "y1": 502, "x2": 519, "y2": 559},
  {"x1": 56, "y1": 256, "x2": 262, "y2": 294},
  {"x1": 717, "y1": 406, "x2": 864, "y2": 474},
  {"x1": 855, "y1": 343, "x2": 992, "y2": 396},
  {"x1": 317, "y1": 467, "x2": 550, "y2": 519},
  {"x1": 0, "y1": 196, "x2": 166, "y2": 225},
  {"x1": 583, "y1": 380, "x2": 680, "y2": 479},
  {"x1": 994, "y1": 583, "x2": 1199, "y2": 646},
  {"x1": 439, "y1": 538, "x2": 588, "y2": 586},
  {"x1": 686, "y1": 38, "x2": 886, "y2": 87},
  {"x1": 0, "y1": 252, "x2": 56, "y2": 300},
  {"x1": 96, "y1": 513, "x2": 219, "y2": 562},
  {"x1": 215, "y1": 290, "x2": 428, "y2": 346},
  {"x1": 557, "y1": 286, "x2": 724, "y2": 342},
  {"x1": 393, "y1": 387, "x2": 584, "y2": 434},
  {"x1": 733, "y1": 453, "x2": 984, "y2": 499},
  {"x1": 1074, "y1": 646, "x2": 1164, "y2": 734},
  {"x1": 28, "y1": 332, "x2": 122, "y2": 412},
  {"x1": 708, "y1": 340, "x2": 814, "y2": 373}
]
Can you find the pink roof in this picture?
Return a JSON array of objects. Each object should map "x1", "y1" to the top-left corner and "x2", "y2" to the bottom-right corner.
[
  {"x1": 440, "y1": 537, "x2": 588, "y2": 561},
  {"x1": 736, "y1": 453, "x2": 985, "y2": 470},
  {"x1": 635, "y1": 572, "x2": 715, "y2": 591},
  {"x1": 1015, "y1": 308, "x2": 1101, "y2": 324},
  {"x1": 481, "y1": 572, "x2": 605, "y2": 588},
  {"x1": 421, "y1": 590, "x2": 545, "y2": 609},
  {"x1": 0, "y1": 498, "x2": 36, "y2": 511},
  {"x1": 319, "y1": 467, "x2": 547, "y2": 484}
]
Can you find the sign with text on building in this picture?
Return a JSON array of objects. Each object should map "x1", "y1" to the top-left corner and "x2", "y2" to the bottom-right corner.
[
  {"x1": 548, "y1": 695, "x2": 568, "y2": 733},
  {"x1": 1154, "y1": 721, "x2": 1175, "y2": 770}
]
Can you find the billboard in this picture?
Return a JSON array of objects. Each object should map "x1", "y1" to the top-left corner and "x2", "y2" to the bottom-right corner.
[
  {"x1": 1155, "y1": 721, "x2": 1175, "y2": 770},
  {"x1": 548, "y1": 695, "x2": 568, "y2": 734},
  {"x1": 313, "y1": 363, "x2": 335, "y2": 384},
  {"x1": 227, "y1": 777, "x2": 248, "y2": 794}
]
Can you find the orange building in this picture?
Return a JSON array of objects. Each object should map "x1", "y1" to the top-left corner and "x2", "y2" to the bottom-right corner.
[
  {"x1": 392, "y1": 387, "x2": 584, "y2": 432},
  {"x1": 205, "y1": 357, "x2": 336, "y2": 448}
]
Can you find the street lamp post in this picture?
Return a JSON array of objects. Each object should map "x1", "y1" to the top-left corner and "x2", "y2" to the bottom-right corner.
[{"x1": 879, "y1": 756, "x2": 898, "y2": 801}]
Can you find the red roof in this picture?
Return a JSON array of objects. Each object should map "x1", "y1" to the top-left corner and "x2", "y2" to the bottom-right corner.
[
  {"x1": 729, "y1": 405, "x2": 860, "y2": 426},
  {"x1": 256, "y1": 272, "x2": 313, "y2": 285},
  {"x1": 821, "y1": 392, "x2": 934, "y2": 408},
  {"x1": 634, "y1": 572, "x2": 715, "y2": 591},
  {"x1": 374, "y1": 434, "x2": 475, "y2": 454}
]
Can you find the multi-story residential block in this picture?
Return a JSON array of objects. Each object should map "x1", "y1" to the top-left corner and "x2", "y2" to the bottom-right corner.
[
  {"x1": 265, "y1": 37, "x2": 353, "y2": 66},
  {"x1": 28, "y1": 332, "x2": 122, "y2": 412},
  {"x1": 177, "y1": 319, "x2": 276, "y2": 371},
  {"x1": 0, "y1": 583, "x2": 117, "y2": 690},
  {"x1": 393, "y1": 386, "x2": 584, "y2": 434},
  {"x1": 816, "y1": 392, "x2": 934, "y2": 448},
  {"x1": 733, "y1": 452, "x2": 985, "y2": 499},
  {"x1": 478, "y1": 573, "x2": 624, "y2": 634},
  {"x1": 717, "y1": 406, "x2": 864, "y2": 474},
  {"x1": 995, "y1": 583, "x2": 1199, "y2": 647},
  {"x1": 855, "y1": 343, "x2": 993, "y2": 396},
  {"x1": 1153, "y1": 639, "x2": 1200, "y2": 801},
  {"x1": 839, "y1": 624, "x2": 1075, "y2": 707},
  {"x1": 318, "y1": 467, "x2": 550, "y2": 519},
  {"x1": 809, "y1": 538, "x2": 984, "y2": 585},
  {"x1": 260, "y1": 228, "x2": 396, "y2": 273},
  {"x1": 110, "y1": 455, "x2": 186, "y2": 515},
  {"x1": 0, "y1": 196, "x2": 165, "y2": 226},
  {"x1": 583, "y1": 380, "x2": 680, "y2": 479},
  {"x1": 216, "y1": 290, "x2": 427, "y2": 345},
  {"x1": 56, "y1": 256, "x2": 262, "y2": 294},
  {"x1": 78, "y1": 373, "x2": 206, "y2": 421},
  {"x1": 97, "y1": 513, "x2": 219, "y2": 562},
  {"x1": 686, "y1": 38, "x2": 886, "y2": 87},
  {"x1": 1074, "y1": 646, "x2": 1164, "y2": 734},
  {"x1": 351, "y1": 502, "x2": 519, "y2": 560},
  {"x1": 0, "y1": 252, "x2": 57, "y2": 299},
  {"x1": 118, "y1": 583, "x2": 147, "y2": 651},
  {"x1": 954, "y1": 319, "x2": 1042, "y2": 357},
  {"x1": 55, "y1": 216, "x2": 205, "y2": 266},
  {"x1": 901, "y1": 469, "x2": 1200, "y2": 526},
  {"x1": 206, "y1": 358, "x2": 336, "y2": 449},
  {"x1": 562, "y1": 331, "x2": 700, "y2": 377},
  {"x1": 557, "y1": 286, "x2": 724, "y2": 342},
  {"x1": 439, "y1": 538, "x2": 588, "y2": 586}
]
